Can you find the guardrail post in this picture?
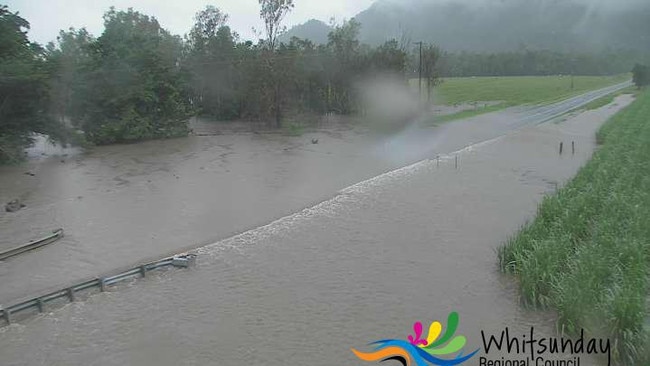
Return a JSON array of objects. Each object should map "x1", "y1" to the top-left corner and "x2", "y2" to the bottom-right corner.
[
  {"x1": 560, "y1": 142, "x2": 564, "y2": 155},
  {"x1": 172, "y1": 254, "x2": 197, "y2": 268},
  {"x1": 67, "y1": 288, "x2": 75, "y2": 302},
  {"x1": 572, "y1": 141, "x2": 575, "y2": 155},
  {"x1": 3, "y1": 309, "x2": 11, "y2": 325},
  {"x1": 0, "y1": 253, "x2": 200, "y2": 327},
  {"x1": 455, "y1": 155, "x2": 459, "y2": 169}
]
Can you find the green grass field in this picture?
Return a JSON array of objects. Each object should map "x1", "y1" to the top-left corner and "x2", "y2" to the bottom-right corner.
[
  {"x1": 498, "y1": 89, "x2": 650, "y2": 365},
  {"x1": 435, "y1": 74, "x2": 629, "y2": 105},
  {"x1": 414, "y1": 74, "x2": 630, "y2": 123}
]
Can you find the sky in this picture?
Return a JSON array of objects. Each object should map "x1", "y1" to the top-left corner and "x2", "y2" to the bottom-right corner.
[{"x1": 5, "y1": 0, "x2": 377, "y2": 45}]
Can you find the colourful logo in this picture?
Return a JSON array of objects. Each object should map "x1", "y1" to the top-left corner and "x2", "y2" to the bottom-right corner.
[{"x1": 351, "y1": 312, "x2": 479, "y2": 366}]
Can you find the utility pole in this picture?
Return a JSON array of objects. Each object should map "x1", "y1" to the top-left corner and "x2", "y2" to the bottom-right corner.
[
  {"x1": 414, "y1": 41, "x2": 423, "y2": 102},
  {"x1": 570, "y1": 58, "x2": 576, "y2": 90}
]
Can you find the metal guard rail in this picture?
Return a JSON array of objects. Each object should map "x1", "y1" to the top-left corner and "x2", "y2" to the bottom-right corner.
[{"x1": 0, "y1": 254, "x2": 196, "y2": 325}]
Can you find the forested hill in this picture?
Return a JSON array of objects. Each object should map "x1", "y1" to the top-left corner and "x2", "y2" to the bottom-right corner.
[
  {"x1": 279, "y1": 19, "x2": 331, "y2": 45},
  {"x1": 282, "y1": 0, "x2": 650, "y2": 52}
]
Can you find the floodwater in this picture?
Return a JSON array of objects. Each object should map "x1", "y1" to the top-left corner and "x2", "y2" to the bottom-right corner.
[
  {"x1": 0, "y1": 95, "x2": 633, "y2": 365},
  {"x1": 0, "y1": 104, "x2": 574, "y2": 303}
]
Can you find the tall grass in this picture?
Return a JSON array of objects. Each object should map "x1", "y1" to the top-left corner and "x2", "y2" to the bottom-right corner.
[{"x1": 499, "y1": 90, "x2": 650, "y2": 365}]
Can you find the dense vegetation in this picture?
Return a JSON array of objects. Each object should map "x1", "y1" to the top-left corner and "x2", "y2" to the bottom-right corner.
[
  {"x1": 0, "y1": 5, "x2": 66, "y2": 163},
  {"x1": 183, "y1": 15, "x2": 412, "y2": 123},
  {"x1": 0, "y1": 3, "x2": 419, "y2": 161},
  {"x1": 499, "y1": 90, "x2": 650, "y2": 364},
  {"x1": 58, "y1": 9, "x2": 193, "y2": 144}
]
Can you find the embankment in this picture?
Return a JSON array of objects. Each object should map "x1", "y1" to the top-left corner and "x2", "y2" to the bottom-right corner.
[{"x1": 499, "y1": 90, "x2": 650, "y2": 364}]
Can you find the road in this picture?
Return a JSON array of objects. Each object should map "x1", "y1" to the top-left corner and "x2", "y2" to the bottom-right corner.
[{"x1": 517, "y1": 80, "x2": 632, "y2": 124}]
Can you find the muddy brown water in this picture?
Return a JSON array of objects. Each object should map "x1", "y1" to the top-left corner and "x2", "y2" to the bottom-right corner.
[
  {"x1": 0, "y1": 108, "x2": 564, "y2": 303},
  {"x1": 0, "y1": 96, "x2": 633, "y2": 365}
]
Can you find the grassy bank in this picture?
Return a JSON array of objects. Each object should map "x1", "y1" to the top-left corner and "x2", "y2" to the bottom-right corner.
[
  {"x1": 498, "y1": 90, "x2": 650, "y2": 364},
  {"x1": 578, "y1": 86, "x2": 644, "y2": 111},
  {"x1": 417, "y1": 74, "x2": 629, "y2": 123}
]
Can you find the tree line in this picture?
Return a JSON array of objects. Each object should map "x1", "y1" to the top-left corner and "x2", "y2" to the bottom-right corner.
[{"x1": 0, "y1": 2, "x2": 640, "y2": 163}]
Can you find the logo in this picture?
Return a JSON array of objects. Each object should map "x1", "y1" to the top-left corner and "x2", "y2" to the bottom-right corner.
[{"x1": 351, "y1": 312, "x2": 479, "y2": 366}]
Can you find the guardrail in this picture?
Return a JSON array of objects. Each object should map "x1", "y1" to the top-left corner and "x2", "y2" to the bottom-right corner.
[
  {"x1": 0, "y1": 253, "x2": 196, "y2": 326},
  {"x1": 0, "y1": 228, "x2": 64, "y2": 261}
]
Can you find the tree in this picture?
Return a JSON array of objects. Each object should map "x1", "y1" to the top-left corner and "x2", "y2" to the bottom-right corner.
[
  {"x1": 257, "y1": 0, "x2": 294, "y2": 127},
  {"x1": 371, "y1": 39, "x2": 407, "y2": 74},
  {"x1": 421, "y1": 44, "x2": 441, "y2": 103},
  {"x1": 258, "y1": 0, "x2": 294, "y2": 51},
  {"x1": 0, "y1": 5, "x2": 64, "y2": 163},
  {"x1": 328, "y1": 19, "x2": 361, "y2": 66},
  {"x1": 46, "y1": 27, "x2": 94, "y2": 125},
  {"x1": 188, "y1": 5, "x2": 228, "y2": 50},
  {"x1": 632, "y1": 64, "x2": 649, "y2": 89},
  {"x1": 75, "y1": 8, "x2": 193, "y2": 144},
  {"x1": 186, "y1": 6, "x2": 240, "y2": 119},
  {"x1": 326, "y1": 19, "x2": 363, "y2": 114}
]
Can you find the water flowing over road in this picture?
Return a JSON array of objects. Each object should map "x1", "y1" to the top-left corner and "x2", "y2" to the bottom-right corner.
[{"x1": 0, "y1": 88, "x2": 633, "y2": 365}]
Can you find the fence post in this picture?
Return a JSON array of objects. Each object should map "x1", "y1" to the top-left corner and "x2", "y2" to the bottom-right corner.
[{"x1": 572, "y1": 141, "x2": 575, "y2": 155}]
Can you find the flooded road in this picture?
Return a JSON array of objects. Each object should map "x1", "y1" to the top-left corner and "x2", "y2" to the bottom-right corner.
[
  {"x1": 0, "y1": 103, "x2": 572, "y2": 303},
  {"x1": 0, "y1": 95, "x2": 634, "y2": 365},
  {"x1": 0, "y1": 83, "x2": 630, "y2": 306}
]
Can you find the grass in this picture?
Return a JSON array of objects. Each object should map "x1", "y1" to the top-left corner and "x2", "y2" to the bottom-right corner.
[
  {"x1": 576, "y1": 86, "x2": 642, "y2": 112},
  {"x1": 435, "y1": 74, "x2": 629, "y2": 105},
  {"x1": 498, "y1": 89, "x2": 650, "y2": 365},
  {"x1": 582, "y1": 94, "x2": 617, "y2": 111},
  {"x1": 284, "y1": 122, "x2": 305, "y2": 136},
  {"x1": 414, "y1": 74, "x2": 630, "y2": 123},
  {"x1": 430, "y1": 104, "x2": 505, "y2": 125}
]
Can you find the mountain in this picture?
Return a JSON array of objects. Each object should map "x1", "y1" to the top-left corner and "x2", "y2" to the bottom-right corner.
[
  {"x1": 282, "y1": 0, "x2": 650, "y2": 52},
  {"x1": 279, "y1": 19, "x2": 332, "y2": 44}
]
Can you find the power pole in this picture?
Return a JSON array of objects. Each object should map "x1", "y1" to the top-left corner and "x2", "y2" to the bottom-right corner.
[
  {"x1": 414, "y1": 41, "x2": 423, "y2": 102},
  {"x1": 570, "y1": 58, "x2": 576, "y2": 90}
]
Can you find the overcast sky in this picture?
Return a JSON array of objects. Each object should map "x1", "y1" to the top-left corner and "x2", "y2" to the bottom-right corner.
[{"x1": 5, "y1": 0, "x2": 377, "y2": 45}]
